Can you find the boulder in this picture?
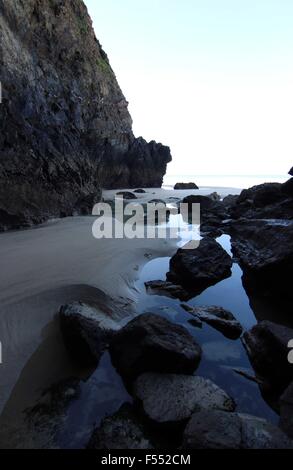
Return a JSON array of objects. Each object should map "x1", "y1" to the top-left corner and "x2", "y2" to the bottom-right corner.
[
  {"x1": 116, "y1": 191, "x2": 137, "y2": 200},
  {"x1": 242, "y1": 321, "x2": 293, "y2": 393},
  {"x1": 166, "y1": 238, "x2": 232, "y2": 297},
  {"x1": 133, "y1": 189, "x2": 146, "y2": 194},
  {"x1": 289, "y1": 167, "x2": 293, "y2": 177},
  {"x1": 174, "y1": 183, "x2": 199, "y2": 190},
  {"x1": 230, "y1": 220, "x2": 293, "y2": 301},
  {"x1": 182, "y1": 409, "x2": 293, "y2": 449},
  {"x1": 87, "y1": 403, "x2": 153, "y2": 450},
  {"x1": 134, "y1": 373, "x2": 235, "y2": 424},
  {"x1": 60, "y1": 302, "x2": 120, "y2": 366},
  {"x1": 181, "y1": 195, "x2": 228, "y2": 235},
  {"x1": 145, "y1": 280, "x2": 191, "y2": 301},
  {"x1": 280, "y1": 382, "x2": 293, "y2": 439},
  {"x1": 109, "y1": 314, "x2": 202, "y2": 382},
  {"x1": 181, "y1": 304, "x2": 243, "y2": 339}
]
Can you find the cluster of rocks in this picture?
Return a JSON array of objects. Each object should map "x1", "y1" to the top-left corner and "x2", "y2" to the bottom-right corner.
[{"x1": 55, "y1": 306, "x2": 292, "y2": 449}]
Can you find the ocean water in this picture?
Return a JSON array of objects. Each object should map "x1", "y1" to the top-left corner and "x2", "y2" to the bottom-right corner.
[{"x1": 163, "y1": 174, "x2": 289, "y2": 190}]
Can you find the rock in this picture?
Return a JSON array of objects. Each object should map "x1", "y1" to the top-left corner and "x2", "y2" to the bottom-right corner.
[
  {"x1": 183, "y1": 409, "x2": 242, "y2": 449},
  {"x1": 87, "y1": 403, "x2": 153, "y2": 450},
  {"x1": 222, "y1": 194, "x2": 239, "y2": 211},
  {"x1": 280, "y1": 382, "x2": 293, "y2": 439},
  {"x1": 0, "y1": 1, "x2": 171, "y2": 231},
  {"x1": 133, "y1": 189, "x2": 146, "y2": 194},
  {"x1": 134, "y1": 373, "x2": 236, "y2": 424},
  {"x1": 166, "y1": 238, "x2": 232, "y2": 297},
  {"x1": 145, "y1": 280, "x2": 191, "y2": 301},
  {"x1": 181, "y1": 304, "x2": 243, "y2": 339},
  {"x1": 109, "y1": 313, "x2": 202, "y2": 382},
  {"x1": 230, "y1": 183, "x2": 293, "y2": 220},
  {"x1": 182, "y1": 409, "x2": 293, "y2": 449},
  {"x1": 282, "y1": 178, "x2": 293, "y2": 197},
  {"x1": 230, "y1": 220, "x2": 293, "y2": 301},
  {"x1": 60, "y1": 302, "x2": 120, "y2": 366},
  {"x1": 148, "y1": 199, "x2": 166, "y2": 204},
  {"x1": 242, "y1": 321, "x2": 293, "y2": 393},
  {"x1": 116, "y1": 191, "x2": 137, "y2": 200},
  {"x1": 289, "y1": 167, "x2": 293, "y2": 177},
  {"x1": 174, "y1": 183, "x2": 199, "y2": 190},
  {"x1": 181, "y1": 195, "x2": 228, "y2": 235},
  {"x1": 208, "y1": 192, "x2": 221, "y2": 202}
]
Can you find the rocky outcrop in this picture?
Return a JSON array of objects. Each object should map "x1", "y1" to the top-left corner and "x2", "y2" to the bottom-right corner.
[
  {"x1": 59, "y1": 301, "x2": 120, "y2": 366},
  {"x1": 174, "y1": 183, "x2": 198, "y2": 190},
  {"x1": 109, "y1": 313, "x2": 202, "y2": 382},
  {"x1": 289, "y1": 167, "x2": 293, "y2": 177},
  {"x1": 166, "y1": 238, "x2": 232, "y2": 298},
  {"x1": 181, "y1": 195, "x2": 228, "y2": 236},
  {"x1": 0, "y1": 0, "x2": 171, "y2": 230},
  {"x1": 242, "y1": 321, "x2": 293, "y2": 393},
  {"x1": 181, "y1": 304, "x2": 243, "y2": 339},
  {"x1": 87, "y1": 403, "x2": 153, "y2": 450},
  {"x1": 182, "y1": 410, "x2": 293, "y2": 449},
  {"x1": 230, "y1": 182, "x2": 293, "y2": 220},
  {"x1": 134, "y1": 373, "x2": 236, "y2": 424}
]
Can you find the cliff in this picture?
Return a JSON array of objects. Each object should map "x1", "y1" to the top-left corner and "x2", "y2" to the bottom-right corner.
[{"x1": 0, "y1": 0, "x2": 171, "y2": 230}]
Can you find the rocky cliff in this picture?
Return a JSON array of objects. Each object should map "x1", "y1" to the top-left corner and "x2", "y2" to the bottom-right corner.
[{"x1": 0, "y1": 0, "x2": 171, "y2": 230}]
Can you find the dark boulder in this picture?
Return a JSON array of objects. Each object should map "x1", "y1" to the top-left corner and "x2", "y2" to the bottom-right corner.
[
  {"x1": 182, "y1": 409, "x2": 293, "y2": 449},
  {"x1": 116, "y1": 191, "x2": 137, "y2": 200},
  {"x1": 181, "y1": 195, "x2": 228, "y2": 235},
  {"x1": 181, "y1": 304, "x2": 243, "y2": 339},
  {"x1": 242, "y1": 320, "x2": 293, "y2": 393},
  {"x1": 60, "y1": 302, "x2": 120, "y2": 366},
  {"x1": 134, "y1": 189, "x2": 147, "y2": 194},
  {"x1": 280, "y1": 382, "x2": 293, "y2": 439},
  {"x1": 230, "y1": 220, "x2": 293, "y2": 301},
  {"x1": 174, "y1": 183, "x2": 199, "y2": 190},
  {"x1": 289, "y1": 167, "x2": 293, "y2": 177},
  {"x1": 87, "y1": 403, "x2": 153, "y2": 450},
  {"x1": 166, "y1": 238, "x2": 232, "y2": 297},
  {"x1": 109, "y1": 313, "x2": 202, "y2": 382},
  {"x1": 134, "y1": 373, "x2": 235, "y2": 425}
]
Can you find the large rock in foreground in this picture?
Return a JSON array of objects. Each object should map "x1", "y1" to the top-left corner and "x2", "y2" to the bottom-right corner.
[
  {"x1": 109, "y1": 313, "x2": 202, "y2": 382},
  {"x1": 0, "y1": 0, "x2": 171, "y2": 231},
  {"x1": 242, "y1": 321, "x2": 293, "y2": 393},
  {"x1": 166, "y1": 238, "x2": 232, "y2": 297},
  {"x1": 87, "y1": 403, "x2": 153, "y2": 450},
  {"x1": 230, "y1": 220, "x2": 293, "y2": 301},
  {"x1": 134, "y1": 373, "x2": 235, "y2": 424},
  {"x1": 182, "y1": 409, "x2": 293, "y2": 449},
  {"x1": 60, "y1": 302, "x2": 120, "y2": 366}
]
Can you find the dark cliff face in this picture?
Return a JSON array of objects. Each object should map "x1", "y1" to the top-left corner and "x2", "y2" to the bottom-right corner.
[{"x1": 0, "y1": 0, "x2": 171, "y2": 230}]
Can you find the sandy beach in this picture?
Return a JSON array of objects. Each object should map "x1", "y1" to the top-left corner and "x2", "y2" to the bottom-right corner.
[{"x1": 0, "y1": 186, "x2": 241, "y2": 443}]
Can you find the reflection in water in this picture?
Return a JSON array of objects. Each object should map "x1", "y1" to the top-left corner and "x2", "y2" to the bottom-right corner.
[{"x1": 136, "y1": 235, "x2": 278, "y2": 423}]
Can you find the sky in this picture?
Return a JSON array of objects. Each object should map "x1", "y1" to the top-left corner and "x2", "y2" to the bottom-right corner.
[{"x1": 85, "y1": 0, "x2": 293, "y2": 177}]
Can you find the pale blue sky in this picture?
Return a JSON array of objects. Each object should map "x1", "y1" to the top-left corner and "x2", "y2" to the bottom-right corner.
[{"x1": 85, "y1": 0, "x2": 293, "y2": 176}]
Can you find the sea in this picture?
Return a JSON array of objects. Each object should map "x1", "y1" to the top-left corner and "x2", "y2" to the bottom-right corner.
[{"x1": 163, "y1": 174, "x2": 289, "y2": 190}]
